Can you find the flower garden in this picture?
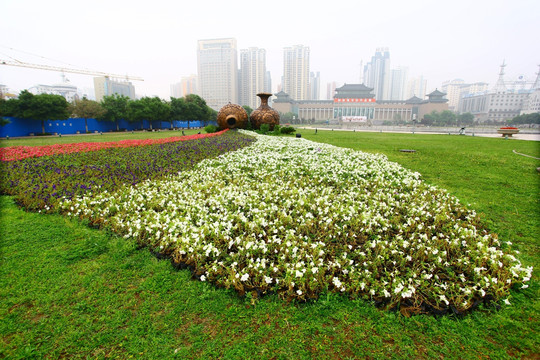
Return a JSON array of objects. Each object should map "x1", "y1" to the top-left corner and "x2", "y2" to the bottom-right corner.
[{"x1": 0, "y1": 130, "x2": 532, "y2": 315}]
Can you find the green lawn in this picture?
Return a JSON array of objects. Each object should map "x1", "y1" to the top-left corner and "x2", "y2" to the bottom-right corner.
[{"x1": 1, "y1": 130, "x2": 538, "y2": 359}]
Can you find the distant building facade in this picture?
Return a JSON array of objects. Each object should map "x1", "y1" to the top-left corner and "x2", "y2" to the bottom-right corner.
[
  {"x1": 282, "y1": 45, "x2": 310, "y2": 101},
  {"x1": 405, "y1": 75, "x2": 428, "y2": 100},
  {"x1": 171, "y1": 75, "x2": 198, "y2": 98},
  {"x1": 197, "y1": 38, "x2": 238, "y2": 110},
  {"x1": 273, "y1": 83, "x2": 448, "y2": 124},
  {"x1": 310, "y1": 71, "x2": 321, "y2": 100},
  {"x1": 326, "y1": 81, "x2": 338, "y2": 100},
  {"x1": 389, "y1": 66, "x2": 409, "y2": 101},
  {"x1": 363, "y1": 48, "x2": 391, "y2": 100},
  {"x1": 239, "y1": 47, "x2": 267, "y2": 109},
  {"x1": 457, "y1": 63, "x2": 538, "y2": 122},
  {"x1": 28, "y1": 81, "x2": 80, "y2": 102},
  {"x1": 93, "y1": 77, "x2": 136, "y2": 102},
  {"x1": 442, "y1": 79, "x2": 489, "y2": 111}
]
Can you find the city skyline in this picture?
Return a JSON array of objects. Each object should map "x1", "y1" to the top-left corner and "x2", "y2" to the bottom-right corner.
[{"x1": 1, "y1": 0, "x2": 539, "y2": 100}]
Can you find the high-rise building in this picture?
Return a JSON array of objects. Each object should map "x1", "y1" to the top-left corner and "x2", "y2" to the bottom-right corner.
[
  {"x1": 197, "y1": 38, "x2": 238, "y2": 110},
  {"x1": 405, "y1": 75, "x2": 428, "y2": 100},
  {"x1": 93, "y1": 77, "x2": 136, "y2": 102},
  {"x1": 310, "y1": 71, "x2": 321, "y2": 100},
  {"x1": 326, "y1": 81, "x2": 338, "y2": 100},
  {"x1": 282, "y1": 45, "x2": 310, "y2": 101},
  {"x1": 171, "y1": 75, "x2": 198, "y2": 98},
  {"x1": 363, "y1": 48, "x2": 390, "y2": 100},
  {"x1": 265, "y1": 71, "x2": 272, "y2": 93},
  {"x1": 389, "y1": 67, "x2": 409, "y2": 101},
  {"x1": 442, "y1": 79, "x2": 489, "y2": 111},
  {"x1": 239, "y1": 47, "x2": 267, "y2": 109}
]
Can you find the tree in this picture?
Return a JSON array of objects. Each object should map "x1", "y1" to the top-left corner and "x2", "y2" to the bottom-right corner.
[
  {"x1": 170, "y1": 97, "x2": 191, "y2": 129},
  {"x1": 70, "y1": 98, "x2": 106, "y2": 133},
  {"x1": 280, "y1": 112, "x2": 298, "y2": 123},
  {"x1": 242, "y1": 105, "x2": 253, "y2": 117},
  {"x1": 438, "y1": 110, "x2": 457, "y2": 126},
  {"x1": 14, "y1": 90, "x2": 70, "y2": 134},
  {"x1": 457, "y1": 112, "x2": 474, "y2": 126},
  {"x1": 510, "y1": 113, "x2": 540, "y2": 126},
  {"x1": 126, "y1": 97, "x2": 170, "y2": 130},
  {"x1": 185, "y1": 94, "x2": 214, "y2": 126},
  {"x1": 99, "y1": 94, "x2": 130, "y2": 131}
]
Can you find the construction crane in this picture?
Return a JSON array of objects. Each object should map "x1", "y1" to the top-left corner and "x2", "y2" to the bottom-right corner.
[{"x1": 0, "y1": 58, "x2": 144, "y2": 82}]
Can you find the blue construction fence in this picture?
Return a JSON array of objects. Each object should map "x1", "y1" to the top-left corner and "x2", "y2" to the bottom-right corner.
[{"x1": 0, "y1": 117, "x2": 215, "y2": 138}]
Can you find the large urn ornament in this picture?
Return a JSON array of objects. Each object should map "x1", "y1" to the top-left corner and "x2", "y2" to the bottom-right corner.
[
  {"x1": 250, "y1": 93, "x2": 280, "y2": 130},
  {"x1": 217, "y1": 103, "x2": 249, "y2": 129}
]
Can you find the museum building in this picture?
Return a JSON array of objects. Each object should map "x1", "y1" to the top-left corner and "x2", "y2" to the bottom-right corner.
[{"x1": 272, "y1": 83, "x2": 449, "y2": 125}]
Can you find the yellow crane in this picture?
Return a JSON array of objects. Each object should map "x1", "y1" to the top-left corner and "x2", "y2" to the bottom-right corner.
[{"x1": 0, "y1": 58, "x2": 144, "y2": 82}]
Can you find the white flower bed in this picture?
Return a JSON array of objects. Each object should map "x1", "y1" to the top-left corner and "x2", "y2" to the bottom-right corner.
[{"x1": 60, "y1": 131, "x2": 532, "y2": 314}]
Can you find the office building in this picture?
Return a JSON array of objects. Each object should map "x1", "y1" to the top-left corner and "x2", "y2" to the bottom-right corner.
[
  {"x1": 171, "y1": 75, "x2": 198, "y2": 98},
  {"x1": 363, "y1": 48, "x2": 391, "y2": 100},
  {"x1": 310, "y1": 71, "x2": 321, "y2": 100},
  {"x1": 93, "y1": 77, "x2": 136, "y2": 102},
  {"x1": 405, "y1": 75, "x2": 428, "y2": 100},
  {"x1": 442, "y1": 79, "x2": 489, "y2": 112},
  {"x1": 389, "y1": 67, "x2": 409, "y2": 101},
  {"x1": 239, "y1": 47, "x2": 267, "y2": 109},
  {"x1": 458, "y1": 63, "x2": 536, "y2": 122},
  {"x1": 326, "y1": 81, "x2": 338, "y2": 100},
  {"x1": 197, "y1": 38, "x2": 238, "y2": 110},
  {"x1": 282, "y1": 45, "x2": 310, "y2": 101}
]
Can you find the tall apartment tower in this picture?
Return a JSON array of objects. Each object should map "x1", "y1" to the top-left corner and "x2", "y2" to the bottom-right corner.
[
  {"x1": 170, "y1": 75, "x2": 198, "y2": 98},
  {"x1": 310, "y1": 71, "x2": 321, "y2": 100},
  {"x1": 363, "y1": 48, "x2": 390, "y2": 100},
  {"x1": 197, "y1": 38, "x2": 238, "y2": 110},
  {"x1": 405, "y1": 75, "x2": 428, "y2": 100},
  {"x1": 239, "y1": 47, "x2": 267, "y2": 109},
  {"x1": 282, "y1": 45, "x2": 310, "y2": 101},
  {"x1": 389, "y1": 67, "x2": 409, "y2": 101},
  {"x1": 326, "y1": 81, "x2": 338, "y2": 100}
]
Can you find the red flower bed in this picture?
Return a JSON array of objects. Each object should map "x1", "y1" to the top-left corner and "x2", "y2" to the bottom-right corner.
[
  {"x1": 499, "y1": 127, "x2": 518, "y2": 130},
  {"x1": 0, "y1": 129, "x2": 228, "y2": 161}
]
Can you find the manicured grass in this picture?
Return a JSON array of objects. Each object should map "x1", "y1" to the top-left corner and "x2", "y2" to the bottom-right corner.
[{"x1": 1, "y1": 130, "x2": 539, "y2": 359}]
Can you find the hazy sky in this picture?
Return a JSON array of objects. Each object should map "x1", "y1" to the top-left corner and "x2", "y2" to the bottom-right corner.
[{"x1": 1, "y1": 0, "x2": 539, "y2": 99}]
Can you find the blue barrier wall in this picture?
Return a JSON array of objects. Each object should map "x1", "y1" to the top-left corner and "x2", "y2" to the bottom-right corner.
[{"x1": 0, "y1": 117, "x2": 212, "y2": 138}]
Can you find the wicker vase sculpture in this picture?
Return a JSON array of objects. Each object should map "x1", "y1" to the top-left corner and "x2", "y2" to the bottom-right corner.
[
  {"x1": 250, "y1": 93, "x2": 280, "y2": 130},
  {"x1": 216, "y1": 103, "x2": 249, "y2": 129}
]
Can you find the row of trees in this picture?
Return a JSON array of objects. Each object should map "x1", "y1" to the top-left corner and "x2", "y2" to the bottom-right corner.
[
  {"x1": 0, "y1": 91, "x2": 217, "y2": 134},
  {"x1": 420, "y1": 110, "x2": 474, "y2": 127},
  {"x1": 509, "y1": 112, "x2": 540, "y2": 125}
]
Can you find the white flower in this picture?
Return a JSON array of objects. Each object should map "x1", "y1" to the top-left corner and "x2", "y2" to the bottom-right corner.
[
  {"x1": 240, "y1": 273, "x2": 249, "y2": 282},
  {"x1": 503, "y1": 298, "x2": 511, "y2": 305},
  {"x1": 200, "y1": 275, "x2": 206, "y2": 281},
  {"x1": 297, "y1": 290, "x2": 303, "y2": 295}
]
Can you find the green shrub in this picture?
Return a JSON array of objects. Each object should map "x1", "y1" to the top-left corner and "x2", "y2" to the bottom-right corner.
[
  {"x1": 204, "y1": 124, "x2": 218, "y2": 133},
  {"x1": 260, "y1": 124, "x2": 270, "y2": 134},
  {"x1": 280, "y1": 126, "x2": 295, "y2": 135},
  {"x1": 272, "y1": 125, "x2": 281, "y2": 135}
]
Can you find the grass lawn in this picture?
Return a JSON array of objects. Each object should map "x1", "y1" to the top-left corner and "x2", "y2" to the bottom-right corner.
[{"x1": 1, "y1": 130, "x2": 538, "y2": 359}]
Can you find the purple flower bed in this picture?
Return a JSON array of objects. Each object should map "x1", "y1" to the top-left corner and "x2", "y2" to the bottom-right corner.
[{"x1": 0, "y1": 131, "x2": 256, "y2": 211}]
